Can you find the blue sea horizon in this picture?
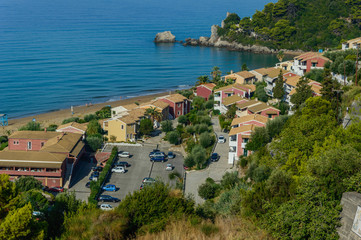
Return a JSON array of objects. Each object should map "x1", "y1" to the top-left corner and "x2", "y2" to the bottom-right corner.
[{"x1": 0, "y1": 0, "x2": 278, "y2": 119}]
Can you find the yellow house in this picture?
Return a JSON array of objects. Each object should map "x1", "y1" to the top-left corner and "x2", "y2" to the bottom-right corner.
[{"x1": 222, "y1": 71, "x2": 256, "y2": 85}]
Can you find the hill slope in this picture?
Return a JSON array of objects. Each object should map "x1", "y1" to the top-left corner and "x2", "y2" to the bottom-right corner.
[{"x1": 217, "y1": 0, "x2": 361, "y2": 50}]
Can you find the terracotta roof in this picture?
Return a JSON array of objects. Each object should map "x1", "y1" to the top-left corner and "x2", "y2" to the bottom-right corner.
[
  {"x1": 0, "y1": 150, "x2": 66, "y2": 168},
  {"x1": 248, "y1": 103, "x2": 279, "y2": 114},
  {"x1": 265, "y1": 110, "x2": 279, "y2": 115},
  {"x1": 56, "y1": 122, "x2": 87, "y2": 132},
  {"x1": 118, "y1": 115, "x2": 137, "y2": 124},
  {"x1": 140, "y1": 100, "x2": 169, "y2": 110},
  {"x1": 241, "y1": 84, "x2": 256, "y2": 92},
  {"x1": 310, "y1": 84, "x2": 322, "y2": 95},
  {"x1": 289, "y1": 88, "x2": 297, "y2": 96},
  {"x1": 231, "y1": 114, "x2": 268, "y2": 126},
  {"x1": 252, "y1": 68, "x2": 268, "y2": 76},
  {"x1": 264, "y1": 67, "x2": 288, "y2": 78},
  {"x1": 164, "y1": 93, "x2": 187, "y2": 103},
  {"x1": 222, "y1": 95, "x2": 245, "y2": 106},
  {"x1": 40, "y1": 133, "x2": 83, "y2": 154},
  {"x1": 236, "y1": 100, "x2": 260, "y2": 109},
  {"x1": 214, "y1": 83, "x2": 255, "y2": 93},
  {"x1": 344, "y1": 37, "x2": 361, "y2": 44},
  {"x1": 229, "y1": 124, "x2": 257, "y2": 136},
  {"x1": 199, "y1": 83, "x2": 216, "y2": 90},
  {"x1": 294, "y1": 52, "x2": 330, "y2": 62},
  {"x1": 122, "y1": 103, "x2": 139, "y2": 111},
  {"x1": 9, "y1": 131, "x2": 61, "y2": 140},
  {"x1": 285, "y1": 76, "x2": 301, "y2": 87},
  {"x1": 235, "y1": 71, "x2": 255, "y2": 79}
]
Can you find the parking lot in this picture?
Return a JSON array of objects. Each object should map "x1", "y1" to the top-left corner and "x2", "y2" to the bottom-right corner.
[{"x1": 70, "y1": 144, "x2": 184, "y2": 207}]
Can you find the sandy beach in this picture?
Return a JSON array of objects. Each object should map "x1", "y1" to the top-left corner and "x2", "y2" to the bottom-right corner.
[{"x1": 0, "y1": 91, "x2": 173, "y2": 136}]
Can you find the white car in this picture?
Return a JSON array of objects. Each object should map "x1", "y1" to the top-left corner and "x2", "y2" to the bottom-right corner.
[
  {"x1": 118, "y1": 152, "x2": 130, "y2": 158},
  {"x1": 100, "y1": 204, "x2": 114, "y2": 211},
  {"x1": 111, "y1": 166, "x2": 125, "y2": 173},
  {"x1": 218, "y1": 135, "x2": 225, "y2": 143},
  {"x1": 165, "y1": 164, "x2": 173, "y2": 171}
]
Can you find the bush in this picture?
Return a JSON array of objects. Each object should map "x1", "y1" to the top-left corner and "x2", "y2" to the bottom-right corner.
[
  {"x1": 240, "y1": 157, "x2": 248, "y2": 168},
  {"x1": 87, "y1": 120, "x2": 102, "y2": 136},
  {"x1": 198, "y1": 116, "x2": 212, "y2": 126},
  {"x1": 47, "y1": 124, "x2": 58, "y2": 131},
  {"x1": 185, "y1": 139, "x2": 196, "y2": 153},
  {"x1": 178, "y1": 115, "x2": 188, "y2": 125},
  {"x1": 161, "y1": 120, "x2": 173, "y2": 133},
  {"x1": 186, "y1": 125, "x2": 196, "y2": 135},
  {"x1": 86, "y1": 136, "x2": 103, "y2": 152},
  {"x1": 139, "y1": 118, "x2": 153, "y2": 136},
  {"x1": 62, "y1": 117, "x2": 80, "y2": 124},
  {"x1": 213, "y1": 109, "x2": 220, "y2": 115},
  {"x1": 95, "y1": 106, "x2": 111, "y2": 119},
  {"x1": 167, "y1": 131, "x2": 180, "y2": 145},
  {"x1": 18, "y1": 121, "x2": 42, "y2": 131},
  {"x1": 220, "y1": 172, "x2": 240, "y2": 190},
  {"x1": 195, "y1": 124, "x2": 209, "y2": 134},
  {"x1": 16, "y1": 176, "x2": 43, "y2": 192},
  {"x1": 198, "y1": 177, "x2": 221, "y2": 200},
  {"x1": 204, "y1": 100, "x2": 214, "y2": 109},
  {"x1": 191, "y1": 145, "x2": 207, "y2": 169},
  {"x1": 199, "y1": 132, "x2": 213, "y2": 148},
  {"x1": 84, "y1": 114, "x2": 98, "y2": 122},
  {"x1": 184, "y1": 155, "x2": 196, "y2": 168}
]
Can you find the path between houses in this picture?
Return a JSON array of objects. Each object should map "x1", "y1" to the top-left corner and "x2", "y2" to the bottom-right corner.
[{"x1": 184, "y1": 117, "x2": 235, "y2": 205}]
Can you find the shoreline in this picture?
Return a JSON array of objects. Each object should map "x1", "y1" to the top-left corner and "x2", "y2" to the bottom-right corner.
[{"x1": 0, "y1": 91, "x2": 173, "y2": 136}]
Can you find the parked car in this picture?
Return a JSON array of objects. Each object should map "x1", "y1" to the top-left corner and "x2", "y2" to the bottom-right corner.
[
  {"x1": 183, "y1": 165, "x2": 189, "y2": 170},
  {"x1": 118, "y1": 151, "x2": 130, "y2": 158},
  {"x1": 218, "y1": 135, "x2": 225, "y2": 143},
  {"x1": 165, "y1": 164, "x2": 173, "y2": 171},
  {"x1": 116, "y1": 161, "x2": 130, "y2": 168},
  {"x1": 85, "y1": 182, "x2": 91, "y2": 188},
  {"x1": 167, "y1": 151, "x2": 175, "y2": 159},
  {"x1": 98, "y1": 195, "x2": 120, "y2": 202},
  {"x1": 89, "y1": 171, "x2": 100, "y2": 181},
  {"x1": 92, "y1": 166, "x2": 103, "y2": 172},
  {"x1": 150, "y1": 155, "x2": 165, "y2": 162},
  {"x1": 100, "y1": 204, "x2": 113, "y2": 211},
  {"x1": 210, "y1": 153, "x2": 219, "y2": 162},
  {"x1": 102, "y1": 184, "x2": 117, "y2": 192},
  {"x1": 111, "y1": 166, "x2": 126, "y2": 173},
  {"x1": 48, "y1": 187, "x2": 64, "y2": 192},
  {"x1": 142, "y1": 177, "x2": 156, "y2": 183},
  {"x1": 149, "y1": 151, "x2": 165, "y2": 158}
]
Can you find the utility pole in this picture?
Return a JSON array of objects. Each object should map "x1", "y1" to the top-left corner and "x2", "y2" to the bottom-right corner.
[{"x1": 356, "y1": 46, "x2": 359, "y2": 86}]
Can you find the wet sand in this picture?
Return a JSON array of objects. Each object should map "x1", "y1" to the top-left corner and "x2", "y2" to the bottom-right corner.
[{"x1": 0, "y1": 91, "x2": 173, "y2": 136}]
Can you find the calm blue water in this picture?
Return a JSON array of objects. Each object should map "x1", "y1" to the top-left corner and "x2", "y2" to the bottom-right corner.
[{"x1": 0, "y1": 0, "x2": 277, "y2": 119}]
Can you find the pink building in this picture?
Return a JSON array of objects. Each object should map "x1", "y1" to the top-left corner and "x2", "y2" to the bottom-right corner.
[
  {"x1": 228, "y1": 114, "x2": 268, "y2": 164},
  {"x1": 159, "y1": 93, "x2": 190, "y2": 119},
  {"x1": 195, "y1": 83, "x2": 216, "y2": 100},
  {"x1": 292, "y1": 52, "x2": 330, "y2": 75},
  {"x1": 0, "y1": 131, "x2": 85, "y2": 188}
]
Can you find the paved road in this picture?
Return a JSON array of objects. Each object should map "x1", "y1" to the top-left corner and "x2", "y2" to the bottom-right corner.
[
  {"x1": 184, "y1": 117, "x2": 234, "y2": 204},
  {"x1": 343, "y1": 100, "x2": 361, "y2": 128}
]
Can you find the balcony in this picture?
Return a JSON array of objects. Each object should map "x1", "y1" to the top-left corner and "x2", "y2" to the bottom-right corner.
[{"x1": 241, "y1": 142, "x2": 247, "y2": 149}]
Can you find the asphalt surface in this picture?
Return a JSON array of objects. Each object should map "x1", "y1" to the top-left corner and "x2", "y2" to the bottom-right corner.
[
  {"x1": 343, "y1": 101, "x2": 361, "y2": 128},
  {"x1": 69, "y1": 144, "x2": 184, "y2": 206}
]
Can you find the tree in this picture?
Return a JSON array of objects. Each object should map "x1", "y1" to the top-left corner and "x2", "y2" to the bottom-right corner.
[
  {"x1": 255, "y1": 82, "x2": 268, "y2": 102},
  {"x1": 184, "y1": 155, "x2": 195, "y2": 168},
  {"x1": 211, "y1": 66, "x2": 221, "y2": 83},
  {"x1": 204, "y1": 100, "x2": 214, "y2": 109},
  {"x1": 198, "y1": 178, "x2": 221, "y2": 200},
  {"x1": 18, "y1": 122, "x2": 42, "y2": 131},
  {"x1": 95, "y1": 106, "x2": 111, "y2": 119},
  {"x1": 15, "y1": 177, "x2": 42, "y2": 192},
  {"x1": 246, "y1": 127, "x2": 269, "y2": 152},
  {"x1": 86, "y1": 136, "x2": 103, "y2": 151},
  {"x1": 178, "y1": 115, "x2": 188, "y2": 125},
  {"x1": 161, "y1": 120, "x2": 173, "y2": 133},
  {"x1": 196, "y1": 75, "x2": 209, "y2": 85},
  {"x1": 241, "y1": 63, "x2": 249, "y2": 71},
  {"x1": 290, "y1": 77, "x2": 313, "y2": 111},
  {"x1": 220, "y1": 171, "x2": 240, "y2": 189},
  {"x1": 0, "y1": 175, "x2": 18, "y2": 217},
  {"x1": 321, "y1": 68, "x2": 336, "y2": 104},
  {"x1": 276, "y1": 50, "x2": 284, "y2": 62},
  {"x1": 199, "y1": 132, "x2": 213, "y2": 148},
  {"x1": 145, "y1": 107, "x2": 162, "y2": 123},
  {"x1": 86, "y1": 120, "x2": 102, "y2": 136},
  {"x1": 273, "y1": 70, "x2": 285, "y2": 100},
  {"x1": 167, "y1": 131, "x2": 180, "y2": 145},
  {"x1": 225, "y1": 104, "x2": 237, "y2": 119},
  {"x1": 0, "y1": 203, "x2": 44, "y2": 240},
  {"x1": 139, "y1": 118, "x2": 153, "y2": 136},
  {"x1": 192, "y1": 96, "x2": 206, "y2": 111},
  {"x1": 191, "y1": 145, "x2": 207, "y2": 169}
]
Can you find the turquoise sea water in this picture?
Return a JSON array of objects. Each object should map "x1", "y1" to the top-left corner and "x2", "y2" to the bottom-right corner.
[{"x1": 0, "y1": 0, "x2": 277, "y2": 119}]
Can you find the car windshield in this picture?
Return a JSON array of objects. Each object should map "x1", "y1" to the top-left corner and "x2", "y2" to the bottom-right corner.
[{"x1": 219, "y1": 136, "x2": 224, "y2": 139}]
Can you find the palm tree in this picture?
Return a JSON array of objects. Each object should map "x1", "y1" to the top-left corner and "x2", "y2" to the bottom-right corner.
[
  {"x1": 196, "y1": 75, "x2": 210, "y2": 85},
  {"x1": 211, "y1": 66, "x2": 221, "y2": 83},
  {"x1": 146, "y1": 107, "x2": 162, "y2": 123},
  {"x1": 277, "y1": 51, "x2": 284, "y2": 62}
]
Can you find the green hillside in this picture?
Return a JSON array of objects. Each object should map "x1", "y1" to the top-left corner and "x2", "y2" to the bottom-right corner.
[{"x1": 217, "y1": 0, "x2": 361, "y2": 50}]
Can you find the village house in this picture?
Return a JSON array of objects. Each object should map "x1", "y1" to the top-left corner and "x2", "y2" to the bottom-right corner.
[
  {"x1": 158, "y1": 93, "x2": 190, "y2": 119},
  {"x1": 195, "y1": 83, "x2": 216, "y2": 100},
  {"x1": 342, "y1": 37, "x2": 361, "y2": 50},
  {"x1": 217, "y1": 95, "x2": 248, "y2": 114},
  {"x1": 222, "y1": 71, "x2": 257, "y2": 85},
  {"x1": 214, "y1": 83, "x2": 256, "y2": 113},
  {"x1": 0, "y1": 130, "x2": 85, "y2": 188},
  {"x1": 236, "y1": 100, "x2": 280, "y2": 119},
  {"x1": 291, "y1": 52, "x2": 330, "y2": 76},
  {"x1": 275, "y1": 60, "x2": 294, "y2": 71},
  {"x1": 56, "y1": 122, "x2": 88, "y2": 134},
  {"x1": 139, "y1": 100, "x2": 170, "y2": 122},
  {"x1": 261, "y1": 67, "x2": 290, "y2": 97},
  {"x1": 228, "y1": 114, "x2": 269, "y2": 164}
]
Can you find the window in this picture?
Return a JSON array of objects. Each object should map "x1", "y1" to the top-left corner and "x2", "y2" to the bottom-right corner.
[
  {"x1": 177, "y1": 111, "x2": 180, "y2": 115},
  {"x1": 46, "y1": 168, "x2": 57, "y2": 172},
  {"x1": 243, "y1": 150, "x2": 248, "y2": 157},
  {"x1": 268, "y1": 114, "x2": 273, "y2": 118},
  {"x1": 121, "y1": 125, "x2": 124, "y2": 129},
  {"x1": 27, "y1": 141, "x2": 32, "y2": 150},
  {"x1": 312, "y1": 62, "x2": 317, "y2": 67},
  {"x1": 177, "y1": 103, "x2": 181, "y2": 107},
  {"x1": 41, "y1": 142, "x2": 45, "y2": 147},
  {"x1": 243, "y1": 138, "x2": 249, "y2": 143},
  {"x1": 13, "y1": 140, "x2": 19, "y2": 145}
]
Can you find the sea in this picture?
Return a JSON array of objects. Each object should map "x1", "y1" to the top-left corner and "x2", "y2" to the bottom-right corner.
[{"x1": 0, "y1": 0, "x2": 277, "y2": 119}]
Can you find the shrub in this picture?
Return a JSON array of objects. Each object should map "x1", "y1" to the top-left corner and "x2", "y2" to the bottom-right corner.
[
  {"x1": 184, "y1": 155, "x2": 196, "y2": 168},
  {"x1": 95, "y1": 106, "x2": 111, "y2": 119},
  {"x1": 186, "y1": 125, "x2": 196, "y2": 135},
  {"x1": 204, "y1": 100, "x2": 214, "y2": 109},
  {"x1": 220, "y1": 172, "x2": 240, "y2": 190},
  {"x1": 16, "y1": 176, "x2": 43, "y2": 192},
  {"x1": 167, "y1": 131, "x2": 180, "y2": 145},
  {"x1": 47, "y1": 124, "x2": 58, "y2": 131},
  {"x1": 185, "y1": 139, "x2": 196, "y2": 153},
  {"x1": 161, "y1": 120, "x2": 173, "y2": 133},
  {"x1": 239, "y1": 156, "x2": 248, "y2": 168},
  {"x1": 86, "y1": 136, "x2": 103, "y2": 152},
  {"x1": 199, "y1": 132, "x2": 213, "y2": 148},
  {"x1": 191, "y1": 145, "x2": 207, "y2": 169},
  {"x1": 62, "y1": 117, "x2": 80, "y2": 124},
  {"x1": 198, "y1": 116, "x2": 212, "y2": 126},
  {"x1": 139, "y1": 118, "x2": 153, "y2": 136},
  {"x1": 84, "y1": 114, "x2": 98, "y2": 122},
  {"x1": 201, "y1": 224, "x2": 219, "y2": 236},
  {"x1": 198, "y1": 177, "x2": 221, "y2": 200},
  {"x1": 195, "y1": 124, "x2": 209, "y2": 134},
  {"x1": 213, "y1": 109, "x2": 220, "y2": 115},
  {"x1": 178, "y1": 115, "x2": 188, "y2": 125},
  {"x1": 176, "y1": 124, "x2": 184, "y2": 134},
  {"x1": 87, "y1": 120, "x2": 102, "y2": 136},
  {"x1": 18, "y1": 121, "x2": 42, "y2": 131}
]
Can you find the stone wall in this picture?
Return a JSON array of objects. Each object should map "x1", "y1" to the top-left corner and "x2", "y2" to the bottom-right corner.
[{"x1": 339, "y1": 192, "x2": 361, "y2": 240}]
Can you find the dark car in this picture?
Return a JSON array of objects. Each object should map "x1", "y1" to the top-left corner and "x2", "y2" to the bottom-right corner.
[
  {"x1": 85, "y1": 182, "x2": 91, "y2": 188},
  {"x1": 210, "y1": 153, "x2": 219, "y2": 162},
  {"x1": 150, "y1": 155, "x2": 165, "y2": 162},
  {"x1": 92, "y1": 166, "x2": 103, "y2": 172},
  {"x1": 167, "y1": 152, "x2": 175, "y2": 159},
  {"x1": 116, "y1": 161, "x2": 130, "y2": 168},
  {"x1": 98, "y1": 195, "x2": 120, "y2": 202},
  {"x1": 89, "y1": 171, "x2": 100, "y2": 181}
]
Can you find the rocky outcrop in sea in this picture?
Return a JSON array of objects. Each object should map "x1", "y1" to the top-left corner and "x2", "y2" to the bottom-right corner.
[{"x1": 154, "y1": 31, "x2": 176, "y2": 43}]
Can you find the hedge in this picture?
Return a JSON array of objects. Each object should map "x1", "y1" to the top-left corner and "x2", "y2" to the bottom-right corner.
[{"x1": 88, "y1": 146, "x2": 118, "y2": 205}]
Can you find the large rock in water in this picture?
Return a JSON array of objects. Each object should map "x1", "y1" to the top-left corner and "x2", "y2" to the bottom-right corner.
[
  {"x1": 154, "y1": 31, "x2": 176, "y2": 43},
  {"x1": 209, "y1": 25, "x2": 219, "y2": 44}
]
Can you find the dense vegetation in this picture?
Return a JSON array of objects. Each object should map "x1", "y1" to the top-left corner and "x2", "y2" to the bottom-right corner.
[{"x1": 217, "y1": 0, "x2": 361, "y2": 50}]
